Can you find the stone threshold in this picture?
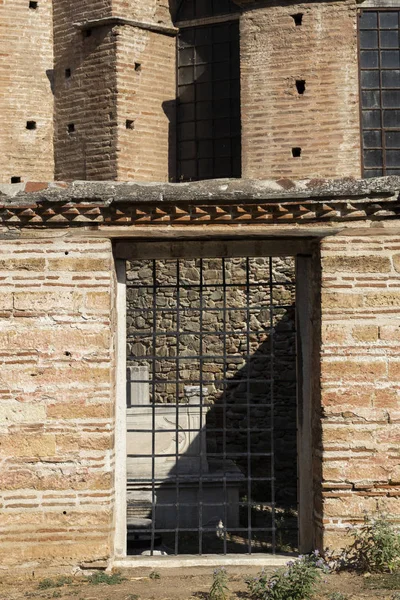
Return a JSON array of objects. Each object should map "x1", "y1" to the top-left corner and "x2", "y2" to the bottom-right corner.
[{"x1": 112, "y1": 553, "x2": 293, "y2": 569}]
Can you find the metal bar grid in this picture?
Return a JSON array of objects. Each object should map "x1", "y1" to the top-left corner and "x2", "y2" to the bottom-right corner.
[
  {"x1": 359, "y1": 8, "x2": 400, "y2": 176},
  {"x1": 126, "y1": 256, "x2": 297, "y2": 556}
]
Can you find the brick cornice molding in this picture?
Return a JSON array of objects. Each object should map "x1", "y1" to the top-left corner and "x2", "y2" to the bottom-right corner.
[{"x1": 0, "y1": 178, "x2": 400, "y2": 227}]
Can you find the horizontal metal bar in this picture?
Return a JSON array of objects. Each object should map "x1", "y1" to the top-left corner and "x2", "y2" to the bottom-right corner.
[
  {"x1": 127, "y1": 282, "x2": 295, "y2": 290},
  {"x1": 128, "y1": 502, "x2": 275, "y2": 508},
  {"x1": 126, "y1": 527, "x2": 275, "y2": 533},
  {"x1": 128, "y1": 452, "x2": 272, "y2": 458},
  {"x1": 127, "y1": 476, "x2": 273, "y2": 483},
  {"x1": 127, "y1": 402, "x2": 275, "y2": 408},
  {"x1": 127, "y1": 427, "x2": 273, "y2": 433}
]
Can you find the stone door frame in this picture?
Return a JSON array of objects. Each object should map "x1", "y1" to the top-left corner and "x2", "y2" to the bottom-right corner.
[{"x1": 112, "y1": 236, "x2": 319, "y2": 564}]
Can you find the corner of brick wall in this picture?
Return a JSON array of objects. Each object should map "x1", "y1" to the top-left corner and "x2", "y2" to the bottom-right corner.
[
  {"x1": 319, "y1": 234, "x2": 400, "y2": 551},
  {"x1": 0, "y1": 237, "x2": 116, "y2": 568}
]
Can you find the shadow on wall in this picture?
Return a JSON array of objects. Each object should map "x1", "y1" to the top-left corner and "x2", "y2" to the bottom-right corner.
[{"x1": 126, "y1": 306, "x2": 298, "y2": 554}]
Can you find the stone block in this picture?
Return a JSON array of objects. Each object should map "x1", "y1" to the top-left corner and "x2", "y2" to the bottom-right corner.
[
  {"x1": 14, "y1": 291, "x2": 83, "y2": 312},
  {"x1": 0, "y1": 434, "x2": 56, "y2": 458},
  {"x1": 46, "y1": 402, "x2": 112, "y2": 419},
  {"x1": 365, "y1": 292, "x2": 400, "y2": 308},
  {"x1": 85, "y1": 292, "x2": 111, "y2": 311},
  {"x1": 0, "y1": 258, "x2": 46, "y2": 271},
  {"x1": 352, "y1": 325, "x2": 379, "y2": 342},
  {"x1": 47, "y1": 258, "x2": 110, "y2": 272},
  {"x1": 321, "y1": 359, "x2": 386, "y2": 381},
  {"x1": 322, "y1": 255, "x2": 391, "y2": 273},
  {"x1": 322, "y1": 292, "x2": 363, "y2": 309}
]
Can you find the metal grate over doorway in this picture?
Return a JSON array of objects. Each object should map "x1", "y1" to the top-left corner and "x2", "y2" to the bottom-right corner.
[{"x1": 126, "y1": 256, "x2": 297, "y2": 556}]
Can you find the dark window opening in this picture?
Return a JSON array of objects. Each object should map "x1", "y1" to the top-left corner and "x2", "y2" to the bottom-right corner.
[
  {"x1": 67, "y1": 123, "x2": 75, "y2": 134},
  {"x1": 11, "y1": 176, "x2": 21, "y2": 183},
  {"x1": 65, "y1": 68, "x2": 71, "y2": 78},
  {"x1": 292, "y1": 147, "x2": 302, "y2": 157},
  {"x1": 177, "y1": 21, "x2": 241, "y2": 181},
  {"x1": 126, "y1": 119, "x2": 135, "y2": 130},
  {"x1": 29, "y1": 1, "x2": 38, "y2": 9},
  {"x1": 176, "y1": 0, "x2": 240, "y2": 22},
  {"x1": 26, "y1": 121, "x2": 37, "y2": 130},
  {"x1": 359, "y1": 9, "x2": 400, "y2": 177},
  {"x1": 135, "y1": 62, "x2": 142, "y2": 72}
]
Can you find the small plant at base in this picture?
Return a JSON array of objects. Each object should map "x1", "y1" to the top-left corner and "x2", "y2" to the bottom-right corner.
[
  {"x1": 38, "y1": 576, "x2": 73, "y2": 590},
  {"x1": 209, "y1": 567, "x2": 229, "y2": 600},
  {"x1": 347, "y1": 514, "x2": 400, "y2": 573},
  {"x1": 328, "y1": 593, "x2": 348, "y2": 600},
  {"x1": 392, "y1": 593, "x2": 400, "y2": 600},
  {"x1": 52, "y1": 592, "x2": 62, "y2": 598},
  {"x1": 246, "y1": 552, "x2": 329, "y2": 600},
  {"x1": 87, "y1": 571, "x2": 125, "y2": 585},
  {"x1": 149, "y1": 571, "x2": 161, "y2": 580}
]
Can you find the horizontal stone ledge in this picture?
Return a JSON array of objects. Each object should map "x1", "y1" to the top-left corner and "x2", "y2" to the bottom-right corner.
[
  {"x1": 0, "y1": 178, "x2": 399, "y2": 227},
  {"x1": 75, "y1": 16, "x2": 178, "y2": 37},
  {"x1": 0, "y1": 177, "x2": 400, "y2": 204}
]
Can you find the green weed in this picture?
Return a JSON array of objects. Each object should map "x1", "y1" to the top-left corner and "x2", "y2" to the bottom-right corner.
[
  {"x1": 86, "y1": 571, "x2": 125, "y2": 585},
  {"x1": 209, "y1": 567, "x2": 229, "y2": 600},
  {"x1": 347, "y1": 514, "x2": 400, "y2": 573}
]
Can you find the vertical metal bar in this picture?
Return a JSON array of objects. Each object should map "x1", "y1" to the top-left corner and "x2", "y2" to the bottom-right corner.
[
  {"x1": 151, "y1": 259, "x2": 157, "y2": 555},
  {"x1": 246, "y1": 257, "x2": 252, "y2": 554},
  {"x1": 198, "y1": 257, "x2": 204, "y2": 555},
  {"x1": 269, "y1": 257, "x2": 276, "y2": 553},
  {"x1": 377, "y1": 11, "x2": 386, "y2": 175},
  {"x1": 222, "y1": 258, "x2": 228, "y2": 555},
  {"x1": 175, "y1": 259, "x2": 181, "y2": 555}
]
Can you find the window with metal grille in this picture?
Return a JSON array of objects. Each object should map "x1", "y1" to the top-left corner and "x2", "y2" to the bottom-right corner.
[
  {"x1": 359, "y1": 9, "x2": 400, "y2": 177},
  {"x1": 176, "y1": 0, "x2": 239, "y2": 23},
  {"x1": 176, "y1": 1, "x2": 241, "y2": 181}
]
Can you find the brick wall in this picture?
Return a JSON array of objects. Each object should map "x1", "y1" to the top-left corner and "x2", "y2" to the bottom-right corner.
[
  {"x1": 116, "y1": 27, "x2": 176, "y2": 182},
  {"x1": 53, "y1": 1, "x2": 118, "y2": 181},
  {"x1": 0, "y1": 0, "x2": 54, "y2": 184},
  {"x1": 240, "y1": 0, "x2": 361, "y2": 179},
  {"x1": 53, "y1": 0, "x2": 175, "y2": 182},
  {"x1": 319, "y1": 235, "x2": 400, "y2": 549},
  {"x1": 0, "y1": 238, "x2": 116, "y2": 568}
]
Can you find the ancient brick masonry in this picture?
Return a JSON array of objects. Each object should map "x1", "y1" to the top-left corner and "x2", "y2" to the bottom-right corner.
[
  {"x1": 0, "y1": 238, "x2": 116, "y2": 567},
  {"x1": 319, "y1": 237, "x2": 400, "y2": 549},
  {"x1": 240, "y1": 0, "x2": 361, "y2": 179},
  {"x1": 0, "y1": 178, "x2": 399, "y2": 568}
]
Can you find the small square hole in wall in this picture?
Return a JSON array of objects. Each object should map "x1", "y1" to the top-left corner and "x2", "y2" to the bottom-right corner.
[
  {"x1": 296, "y1": 80, "x2": 306, "y2": 95},
  {"x1": 84, "y1": 29, "x2": 92, "y2": 38},
  {"x1": 67, "y1": 123, "x2": 75, "y2": 133},
  {"x1": 292, "y1": 147, "x2": 302, "y2": 157},
  {"x1": 134, "y1": 62, "x2": 142, "y2": 72},
  {"x1": 65, "y1": 68, "x2": 71, "y2": 78},
  {"x1": 26, "y1": 120, "x2": 37, "y2": 130},
  {"x1": 126, "y1": 119, "x2": 135, "y2": 130},
  {"x1": 292, "y1": 13, "x2": 303, "y2": 25},
  {"x1": 29, "y1": 1, "x2": 38, "y2": 8},
  {"x1": 11, "y1": 176, "x2": 21, "y2": 184}
]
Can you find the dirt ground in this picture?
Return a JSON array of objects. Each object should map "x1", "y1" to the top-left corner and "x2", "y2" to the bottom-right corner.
[{"x1": 1, "y1": 567, "x2": 400, "y2": 600}]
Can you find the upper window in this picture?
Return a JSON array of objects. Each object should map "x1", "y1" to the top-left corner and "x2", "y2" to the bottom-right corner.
[
  {"x1": 359, "y1": 9, "x2": 400, "y2": 177},
  {"x1": 176, "y1": 0, "x2": 240, "y2": 22},
  {"x1": 176, "y1": 0, "x2": 241, "y2": 181}
]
